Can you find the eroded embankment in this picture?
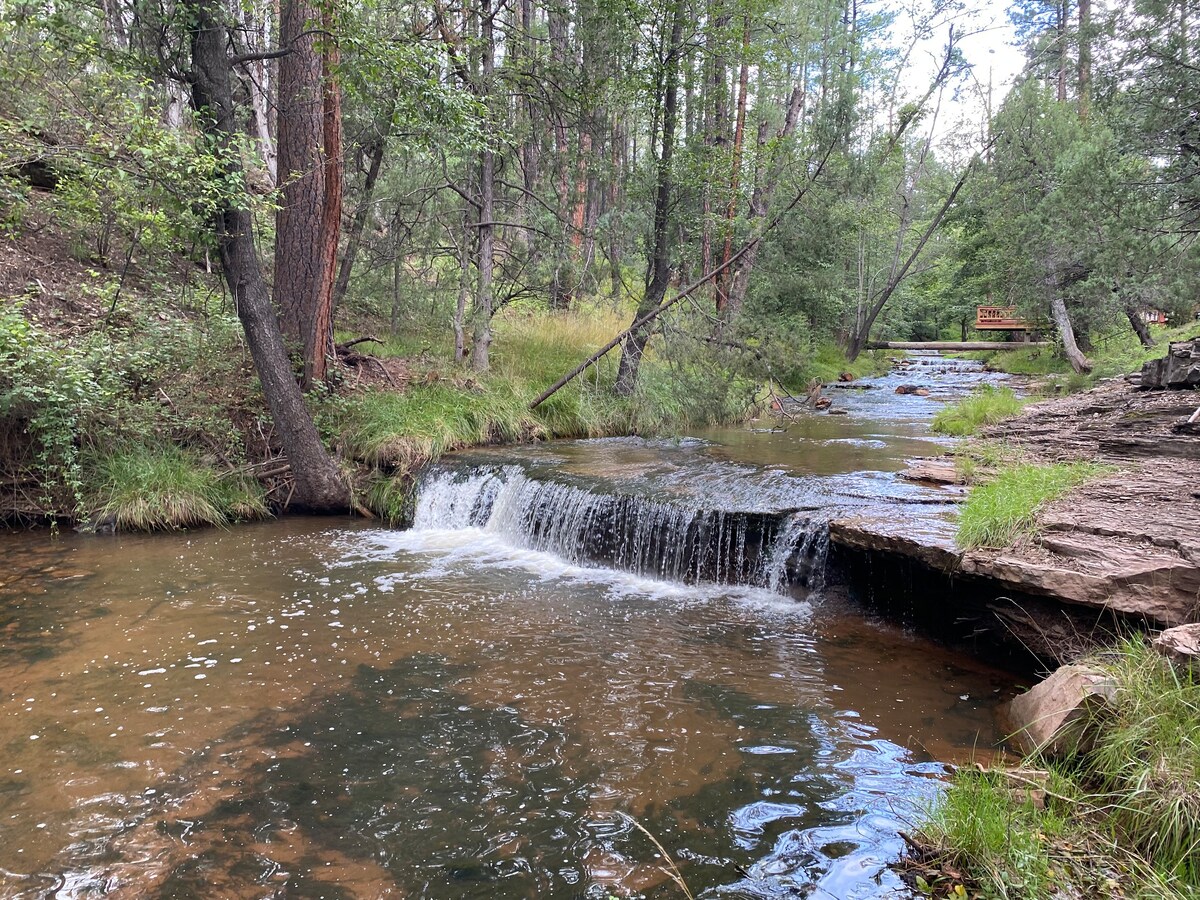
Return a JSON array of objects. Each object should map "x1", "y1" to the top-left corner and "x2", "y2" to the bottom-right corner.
[{"x1": 828, "y1": 375, "x2": 1200, "y2": 662}]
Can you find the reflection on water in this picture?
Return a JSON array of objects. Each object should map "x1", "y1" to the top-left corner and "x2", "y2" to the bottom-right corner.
[
  {"x1": 0, "y1": 355, "x2": 1018, "y2": 898},
  {"x1": 0, "y1": 519, "x2": 1016, "y2": 899}
]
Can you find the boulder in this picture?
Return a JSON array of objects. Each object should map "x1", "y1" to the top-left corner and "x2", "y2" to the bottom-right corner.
[
  {"x1": 1138, "y1": 340, "x2": 1200, "y2": 389},
  {"x1": 1152, "y1": 623, "x2": 1200, "y2": 673},
  {"x1": 1007, "y1": 664, "x2": 1117, "y2": 757},
  {"x1": 814, "y1": 397, "x2": 832, "y2": 410},
  {"x1": 838, "y1": 372, "x2": 855, "y2": 382},
  {"x1": 895, "y1": 384, "x2": 923, "y2": 395}
]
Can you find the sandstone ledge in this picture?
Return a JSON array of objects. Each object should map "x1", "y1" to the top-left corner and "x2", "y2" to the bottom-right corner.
[{"x1": 829, "y1": 376, "x2": 1200, "y2": 629}]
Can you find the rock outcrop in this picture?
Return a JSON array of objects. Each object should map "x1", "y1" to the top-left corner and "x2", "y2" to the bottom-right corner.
[
  {"x1": 1152, "y1": 623, "x2": 1200, "y2": 673},
  {"x1": 845, "y1": 371, "x2": 1200, "y2": 626},
  {"x1": 1137, "y1": 339, "x2": 1200, "y2": 390}
]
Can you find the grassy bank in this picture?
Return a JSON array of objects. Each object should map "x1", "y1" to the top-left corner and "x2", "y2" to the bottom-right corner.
[
  {"x1": 329, "y1": 307, "x2": 766, "y2": 522},
  {"x1": 932, "y1": 386, "x2": 1026, "y2": 437},
  {"x1": 963, "y1": 321, "x2": 1200, "y2": 391},
  {"x1": 906, "y1": 639, "x2": 1200, "y2": 899},
  {"x1": 954, "y1": 461, "x2": 1111, "y2": 550}
]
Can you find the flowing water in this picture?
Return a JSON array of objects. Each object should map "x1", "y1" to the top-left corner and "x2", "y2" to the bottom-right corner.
[{"x1": 0, "y1": 355, "x2": 1020, "y2": 899}]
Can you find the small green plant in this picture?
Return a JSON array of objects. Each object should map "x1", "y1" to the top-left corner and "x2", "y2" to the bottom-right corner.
[
  {"x1": 86, "y1": 445, "x2": 267, "y2": 531},
  {"x1": 932, "y1": 386, "x2": 1026, "y2": 437},
  {"x1": 920, "y1": 768, "x2": 1063, "y2": 899},
  {"x1": 956, "y1": 461, "x2": 1110, "y2": 549}
]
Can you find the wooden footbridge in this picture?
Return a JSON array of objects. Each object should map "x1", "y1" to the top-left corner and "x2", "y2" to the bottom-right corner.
[{"x1": 867, "y1": 306, "x2": 1046, "y2": 351}]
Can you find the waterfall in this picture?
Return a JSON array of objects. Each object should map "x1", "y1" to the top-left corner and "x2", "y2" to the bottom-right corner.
[{"x1": 412, "y1": 466, "x2": 829, "y2": 594}]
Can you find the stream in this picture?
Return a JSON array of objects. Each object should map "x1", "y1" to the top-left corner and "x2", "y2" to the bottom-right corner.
[{"x1": 0, "y1": 355, "x2": 1021, "y2": 899}]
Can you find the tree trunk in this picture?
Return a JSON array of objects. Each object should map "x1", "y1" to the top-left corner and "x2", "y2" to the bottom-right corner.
[
  {"x1": 615, "y1": 0, "x2": 683, "y2": 396},
  {"x1": 847, "y1": 157, "x2": 974, "y2": 359},
  {"x1": 274, "y1": 0, "x2": 341, "y2": 388},
  {"x1": 716, "y1": 14, "x2": 751, "y2": 312},
  {"x1": 186, "y1": 0, "x2": 348, "y2": 513},
  {"x1": 1078, "y1": 0, "x2": 1091, "y2": 119},
  {"x1": 313, "y1": 9, "x2": 342, "y2": 384},
  {"x1": 1049, "y1": 294, "x2": 1093, "y2": 372},
  {"x1": 332, "y1": 125, "x2": 389, "y2": 310},
  {"x1": 723, "y1": 83, "x2": 804, "y2": 323},
  {"x1": 470, "y1": 0, "x2": 496, "y2": 371},
  {"x1": 1125, "y1": 304, "x2": 1156, "y2": 348}
]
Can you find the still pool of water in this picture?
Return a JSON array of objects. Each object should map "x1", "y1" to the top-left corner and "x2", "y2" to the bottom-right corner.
[{"x1": 0, "y1": 518, "x2": 1017, "y2": 899}]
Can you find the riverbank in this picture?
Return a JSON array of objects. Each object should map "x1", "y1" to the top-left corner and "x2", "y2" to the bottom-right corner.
[
  {"x1": 2, "y1": 192, "x2": 897, "y2": 530},
  {"x1": 827, "y1": 365, "x2": 1200, "y2": 661}
]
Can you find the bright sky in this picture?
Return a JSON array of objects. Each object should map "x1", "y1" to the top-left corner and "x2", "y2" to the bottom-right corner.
[{"x1": 893, "y1": 0, "x2": 1030, "y2": 153}]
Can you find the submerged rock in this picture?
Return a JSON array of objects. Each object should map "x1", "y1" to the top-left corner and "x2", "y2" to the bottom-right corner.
[{"x1": 1007, "y1": 664, "x2": 1117, "y2": 757}]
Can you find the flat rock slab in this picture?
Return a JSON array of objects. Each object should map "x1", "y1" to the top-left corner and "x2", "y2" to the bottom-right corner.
[
  {"x1": 898, "y1": 457, "x2": 962, "y2": 486},
  {"x1": 833, "y1": 375, "x2": 1200, "y2": 629},
  {"x1": 962, "y1": 532, "x2": 1200, "y2": 626}
]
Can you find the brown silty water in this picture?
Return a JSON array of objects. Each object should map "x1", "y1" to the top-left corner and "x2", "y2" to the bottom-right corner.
[{"x1": 0, "y1": 355, "x2": 1021, "y2": 899}]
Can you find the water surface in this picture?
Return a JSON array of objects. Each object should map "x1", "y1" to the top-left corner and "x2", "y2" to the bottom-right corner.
[{"x1": 0, "y1": 355, "x2": 1019, "y2": 898}]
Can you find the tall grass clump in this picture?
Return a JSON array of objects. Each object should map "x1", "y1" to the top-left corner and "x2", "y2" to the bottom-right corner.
[
  {"x1": 932, "y1": 386, "x2": 1026, "y2": 436},
  {"x1": 338, "y1": 382, "x2": 543, "y2": 470},
  {"x1": 919, "y1": 768, "x2": 1066, "y2": 899},
  {"x1": 956, "y1": 461, "x2": 1110, "y2": 549},
  {"x1": 1089, "y1": 639, "x2": 1200, "y2": 882},
  {"x1": 87, "y1": 445, "x2": 267, "y2": 530}
]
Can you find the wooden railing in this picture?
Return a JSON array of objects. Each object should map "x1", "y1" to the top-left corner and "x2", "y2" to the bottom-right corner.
[{"x1": 976, "y1": 305, "x2": 1032, "y2": 330}]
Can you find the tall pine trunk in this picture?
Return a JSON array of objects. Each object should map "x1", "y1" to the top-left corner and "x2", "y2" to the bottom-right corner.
[
  {"x1": 186, "y1": 0, "x2": 348, "y2": 513},
  {"x1": 615, "y1": 0, "x2": 683, "y2": 396},
  {"x1": 274, "y1": 0, "x2": 341, "y2": 388}
]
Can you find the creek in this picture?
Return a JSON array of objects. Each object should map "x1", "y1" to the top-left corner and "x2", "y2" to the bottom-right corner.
[{"x1": 0, "y1": 355, "x2": 1022, "y2": 899}]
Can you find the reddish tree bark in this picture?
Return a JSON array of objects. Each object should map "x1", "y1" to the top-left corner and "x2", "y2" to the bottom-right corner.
[
  {"x1": 186, "y1": 0, "x2": 349, "y2": 513},
  {"x1": 273, "y1": 0, "x2": 341, "y2": 388}
]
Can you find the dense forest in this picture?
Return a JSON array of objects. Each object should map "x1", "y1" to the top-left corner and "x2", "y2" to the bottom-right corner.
[{"x1": 1, "y1": 0, "x2": 1198, "y2": 526}]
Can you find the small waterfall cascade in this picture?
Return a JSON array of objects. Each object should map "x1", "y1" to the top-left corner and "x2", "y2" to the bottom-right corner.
[{"x1": 412, "y1": 465, "x2": 829, "y2": 593}]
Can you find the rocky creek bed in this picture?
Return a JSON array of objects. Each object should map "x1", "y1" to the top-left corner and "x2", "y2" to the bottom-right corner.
[{"x1": 830, "y1": 354, "x2": 1200, "y2": 663}]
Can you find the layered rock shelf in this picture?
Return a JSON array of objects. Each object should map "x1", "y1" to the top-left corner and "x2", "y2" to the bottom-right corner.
[{"x1": 826, "y1": 373, "x2": 1200, "y2": 659}]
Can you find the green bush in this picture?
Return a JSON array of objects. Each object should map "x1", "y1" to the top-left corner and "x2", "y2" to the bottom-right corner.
[{"x1": 0, "y1": 302, "x2": 110, "y2": 512}]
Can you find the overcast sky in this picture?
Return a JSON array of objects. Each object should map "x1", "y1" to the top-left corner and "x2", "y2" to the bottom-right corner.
[{"x1": 893, "y1": 0, "x2": 1030, "y2": 152}]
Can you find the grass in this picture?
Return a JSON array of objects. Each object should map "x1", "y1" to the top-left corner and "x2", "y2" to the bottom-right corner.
[
  {"x1": 955, "y1": 461, "x2": 1111, "y2": 550},
  {"x1": 333, "y1": 306, "x2": 760, "y2": 491},
  {"x1": 917, "y1": 767, "x2": 1067, "y2": 898},
  {"x1": 909, "y1": 639, "x2": 1200, "y2": 899},
  {"x1": 86, "y1": 445, "x2": 268, "y2": 531},
  {"x1": 932, "y1": 386, "x2": 1026, "y2": 437},
  {"x1": 963, "y1": 321, "x2": 1200, "y2": 392},
  {"x1": 792, "y1": 342, "x2": 898, "y2": 387},
  {"x1": 1087, "y1": 639, "x2": 1200, "y2": 882}
]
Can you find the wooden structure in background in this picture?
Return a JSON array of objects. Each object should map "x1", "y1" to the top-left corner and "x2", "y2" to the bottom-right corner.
[{"x1": 975, "y1": 305, "x2": 1033, "y2": 332}]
